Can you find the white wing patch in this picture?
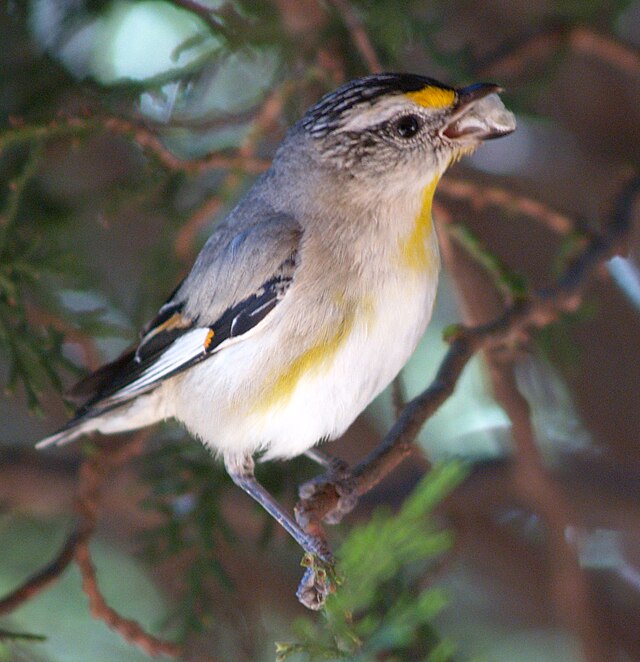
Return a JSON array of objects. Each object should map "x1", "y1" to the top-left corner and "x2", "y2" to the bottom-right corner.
[{"x1": 114, "y1": 328, "x2": 212, "y2": 399}]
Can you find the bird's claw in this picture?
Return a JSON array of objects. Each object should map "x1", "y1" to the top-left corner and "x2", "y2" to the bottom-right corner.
[{"x1": 296, "y1": 553, "x2": 338, "y2": 610}]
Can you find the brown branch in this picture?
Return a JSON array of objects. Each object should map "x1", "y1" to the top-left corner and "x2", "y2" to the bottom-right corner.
[
  {"x1": 391, "y1": 374, "x2": 406, "y2": 421},
  {"x1": 0, "y1": 433, "x2": 184, "y2": 658},
  {"x1": 75, "y1": 542, "x2": 182, "y2": 658},
  {"x1": 175, "y1": 194, "x2": 225, "y2": 263},
  {"x1": 329, "y1": 0, "x2": 383, "y2": 73},
  {"x1": 2, "y1": 114, "x2": 271, "y2": 175},
  {"x1": 438, "y1": 178, "x2": 575, "y2": 235},
  {"x1": 101, "y1": 117, "x2": 270, "y2": 174},
  {"x1": 167, "y1": 0, "x2": 235, "y2": 43},
  {"x1": 476, "y1": 24, "x2": 640, "y2": 81},
  {"x1": 0, "y1": 441, "x2": 111, "y2": 616},
  {"x1": 0, "y1": 527, "x2": 88, "y2": 616},
  {"x1": 569, "y1": 27, "x2": 640, "y2": 77},
  {"x1": 437, "y1": 205, "x2": 604, "y2": 661},
  {"x1": 489, "y1": 360, "x2": 605, "y2": 662},
  {"x1": 73, "y1": 433, "x2": 184, "y2": 657},
  {"x1": 297, "y1": 172, "x2": 639, "y2": 530}
]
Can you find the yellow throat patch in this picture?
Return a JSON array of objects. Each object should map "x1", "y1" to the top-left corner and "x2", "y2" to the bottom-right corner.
[
  {"x1": 405, "y1": 86, "x2": 455, "y2": 109},
  {"x1": 398, "y1": 176, "x2": 439, "y2": 272}
]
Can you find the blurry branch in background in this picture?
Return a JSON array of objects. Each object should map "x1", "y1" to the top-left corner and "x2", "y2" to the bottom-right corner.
[
  {"x1": 0, "y1": 527, "x2": 84, "y2": 618},
  {"x1": 295, "y1": 172, "x2": 638, "y2": 662},
  {"x1": 296, "y1": 173, "x2": 638, "y2": 512},
  {"x1": 568, "y1": 27, "x2": 640, "y2": 77},
  {"x1": 329, "y1": 0, "x2": 382, "y2": 73},
  {"x1": 167, "y1": 0, "x2": 237, "y2": 44},
  {"x1": 72, "y1": 433, "x2": 187, "y2": 659},
  {"x1": 0, "y1": 139, "x2": 80, "y2": 413},
  {"x1": 1, "y1": 116, "x2": 270, "y2": 175},
  {"x1": 0, "y1": 432, "x2": 188, "y2": 658},
  {"x1": 475, "y1": 23, "x2": 640, "y2": 79},
  {"x1": 0, "y1": 628, "x2": 46, "y2": 643},
  {"x1": 439, "y1": 173, "x2": 638, "y2": 662},
  {"x1": 438, "y1": 178, "x2": 576, "y2": 235}
]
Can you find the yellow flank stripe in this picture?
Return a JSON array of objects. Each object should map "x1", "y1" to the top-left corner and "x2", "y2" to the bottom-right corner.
[
  {"x1": 399, "y1": 176, "x2": 439, "y2": 271},
  {"x1": 405, "y1": 86, "x2": 455, "y2": 109},
  {"x1": 257, "y1": 312, "x2": 356, "y2": 411}
]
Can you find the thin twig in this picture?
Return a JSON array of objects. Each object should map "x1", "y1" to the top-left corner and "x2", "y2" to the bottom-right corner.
[
  {"x1": 438, "y1": 203, "x2": 605, "y2": 662},
  {"x1": 73, "y1": 434, "x2": 184, "y2": 658},
  {"x1": 438, "y1": 178, "x2": 575, "y2": 235},
  {"x1": 0, "y1": 433, "x2": 183, "y2": 657},
  {"x1": 391, "y1": 374, "x2": 406, "y2": 420},
  {"x1": 0, "y1": 116, "x2": 270, "y2": 175},
  {"x1": 298, "y1": 173, "x2": 639, "y2": 525},
  {"x1": 330, "y1": 0, "x2": 383, "y2": 73},
  {"x1": 167, "y1": 0, "x2": 235, "y2": 43},
  {"x1": 570, "y1": 27, "x2": 640, "y2": 78},
  {"x1": 102, "y1": 117, "x2": 270, "y2": 174},
  {"x1": 75, "y1": 542, "x2": 182, "y2": 658},
  {"x1": 0, "y1": 527, "x2": 88, "y2": 616},
  {"x1": 475, "y1": 25, "x2": 640, "y2": 81}
]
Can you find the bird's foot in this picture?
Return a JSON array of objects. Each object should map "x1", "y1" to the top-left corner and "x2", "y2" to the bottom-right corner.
[
  {"x1": 297, "y1": 455, "x2": 358, "y2": 525},
  {"x1": 296, "y1": 552, "x2": 339, "y2": 610}
]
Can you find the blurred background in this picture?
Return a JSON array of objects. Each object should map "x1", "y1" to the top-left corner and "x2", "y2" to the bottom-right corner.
[{"x1": 1, "y1": 1, "x2": 639, "y2": 660}]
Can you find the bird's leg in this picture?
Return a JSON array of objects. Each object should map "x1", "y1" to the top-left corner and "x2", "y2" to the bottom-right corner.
[
  {"x1": 224, "y1": 454, "x2": 335, "y2": 610},
  {"x1": 299, "y1": 447, "x2": 359, "y2": 525}
]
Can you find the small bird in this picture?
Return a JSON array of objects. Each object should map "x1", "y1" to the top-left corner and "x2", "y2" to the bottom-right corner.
[{"x1": 37, "y1": 73, "x2": 515, "y2": 603}]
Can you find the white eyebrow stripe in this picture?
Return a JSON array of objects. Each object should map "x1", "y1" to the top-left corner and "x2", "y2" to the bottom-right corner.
[{"x1": 336, "y1": 97, "x2": 417, "y2": 133}]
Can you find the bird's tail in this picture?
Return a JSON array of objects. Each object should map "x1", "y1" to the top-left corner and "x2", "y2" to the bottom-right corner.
[
  {"x1": 36, "y1": 390, "x2": 167, "y2": 450},
  {"x1": 35, "y1": 417, "x2": 100, "y2": 449}
]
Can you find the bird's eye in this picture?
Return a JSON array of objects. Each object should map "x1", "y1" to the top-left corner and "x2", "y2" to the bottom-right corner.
[{"x1": 394, "y1": 115, "x2": 421, "y2": 139}]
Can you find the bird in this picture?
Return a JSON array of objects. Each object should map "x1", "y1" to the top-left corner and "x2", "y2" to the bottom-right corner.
[{"x1": 37, "y1": 72, "x2": 515, "y2": 605}]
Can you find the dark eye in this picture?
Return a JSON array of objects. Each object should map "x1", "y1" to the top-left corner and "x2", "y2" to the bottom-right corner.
[{"x1": 394, "y1": 115, "x2": 421, "y2": 139}]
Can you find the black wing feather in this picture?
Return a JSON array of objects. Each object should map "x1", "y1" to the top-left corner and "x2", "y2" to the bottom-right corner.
[{"x1": 68, "y1": 251, "x2": 296, "y2": 415}]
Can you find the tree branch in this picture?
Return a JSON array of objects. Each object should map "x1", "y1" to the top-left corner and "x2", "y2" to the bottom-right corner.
[
  {"x1": 438, "y1": 177, "x2": 576, "y2": 235},
  {"x1": 0, "y1": 433, "x2": 186, "y2": 657},
  {"x1": 475, "y1": 24, "x2": 640, "y2": 81},
  {"x1": 297, "y1": 172, "x2": 639, "y2": 538},
  {"x1": 329, "y1": 0, "x2": 383, "y2": 73}
]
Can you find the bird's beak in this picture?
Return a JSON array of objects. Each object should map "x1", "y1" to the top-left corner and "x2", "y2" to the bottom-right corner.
[{"x1": 441, "y1": 83, "x2": 516, "y2": 142}]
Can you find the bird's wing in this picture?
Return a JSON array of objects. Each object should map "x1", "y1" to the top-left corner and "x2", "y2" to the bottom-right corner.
[{"x1": 67, "y1": 213, "x2": 301, "y2": 417}]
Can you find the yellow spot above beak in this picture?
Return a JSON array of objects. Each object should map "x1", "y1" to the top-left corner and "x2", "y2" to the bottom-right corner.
[{"x1": 405, "y1": 86, "x2": 455, "y2": 109}]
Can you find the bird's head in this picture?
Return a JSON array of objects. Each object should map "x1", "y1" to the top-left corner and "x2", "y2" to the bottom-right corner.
[{"x1": 295, "y1": 73, "x2": 516, "y2": 192}]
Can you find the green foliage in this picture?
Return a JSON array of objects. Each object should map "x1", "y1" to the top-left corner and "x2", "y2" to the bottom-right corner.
[
  {"x1": 0, "y1": 628, "x2": 46, "y2": 643},
  {"x1": 447, "y1": 223, "x2": 528, "y2": 301},
  {"x1": 276, "y1": 462, "x2": 466, "y2": 661},
  {"x1": 354, "y1": 0, "x2": 436, "y2": 61},
  {"x1": 137, "y1": 433, "x2": 314, "y2": 639},
  {"x1": 136, "y1": 435, "x2": 235, "y2": 638},
  {"x1": 0, "y1": 144, "x2": 78, "y2": 411}
]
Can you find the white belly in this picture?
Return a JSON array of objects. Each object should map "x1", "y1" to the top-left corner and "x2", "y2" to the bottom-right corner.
[{"x1": 171, "y1": 269, "x2": 438, "y2": 462}]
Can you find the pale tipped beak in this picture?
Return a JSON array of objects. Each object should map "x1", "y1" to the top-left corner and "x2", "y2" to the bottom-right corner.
[{"x1": 441, "y1": 82, "x2": 516, "y2": 142}]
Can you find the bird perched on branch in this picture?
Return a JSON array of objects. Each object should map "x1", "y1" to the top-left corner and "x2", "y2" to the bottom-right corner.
[{"x1": 37, "y1": 73, "x2": 515, "y2": 607}]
